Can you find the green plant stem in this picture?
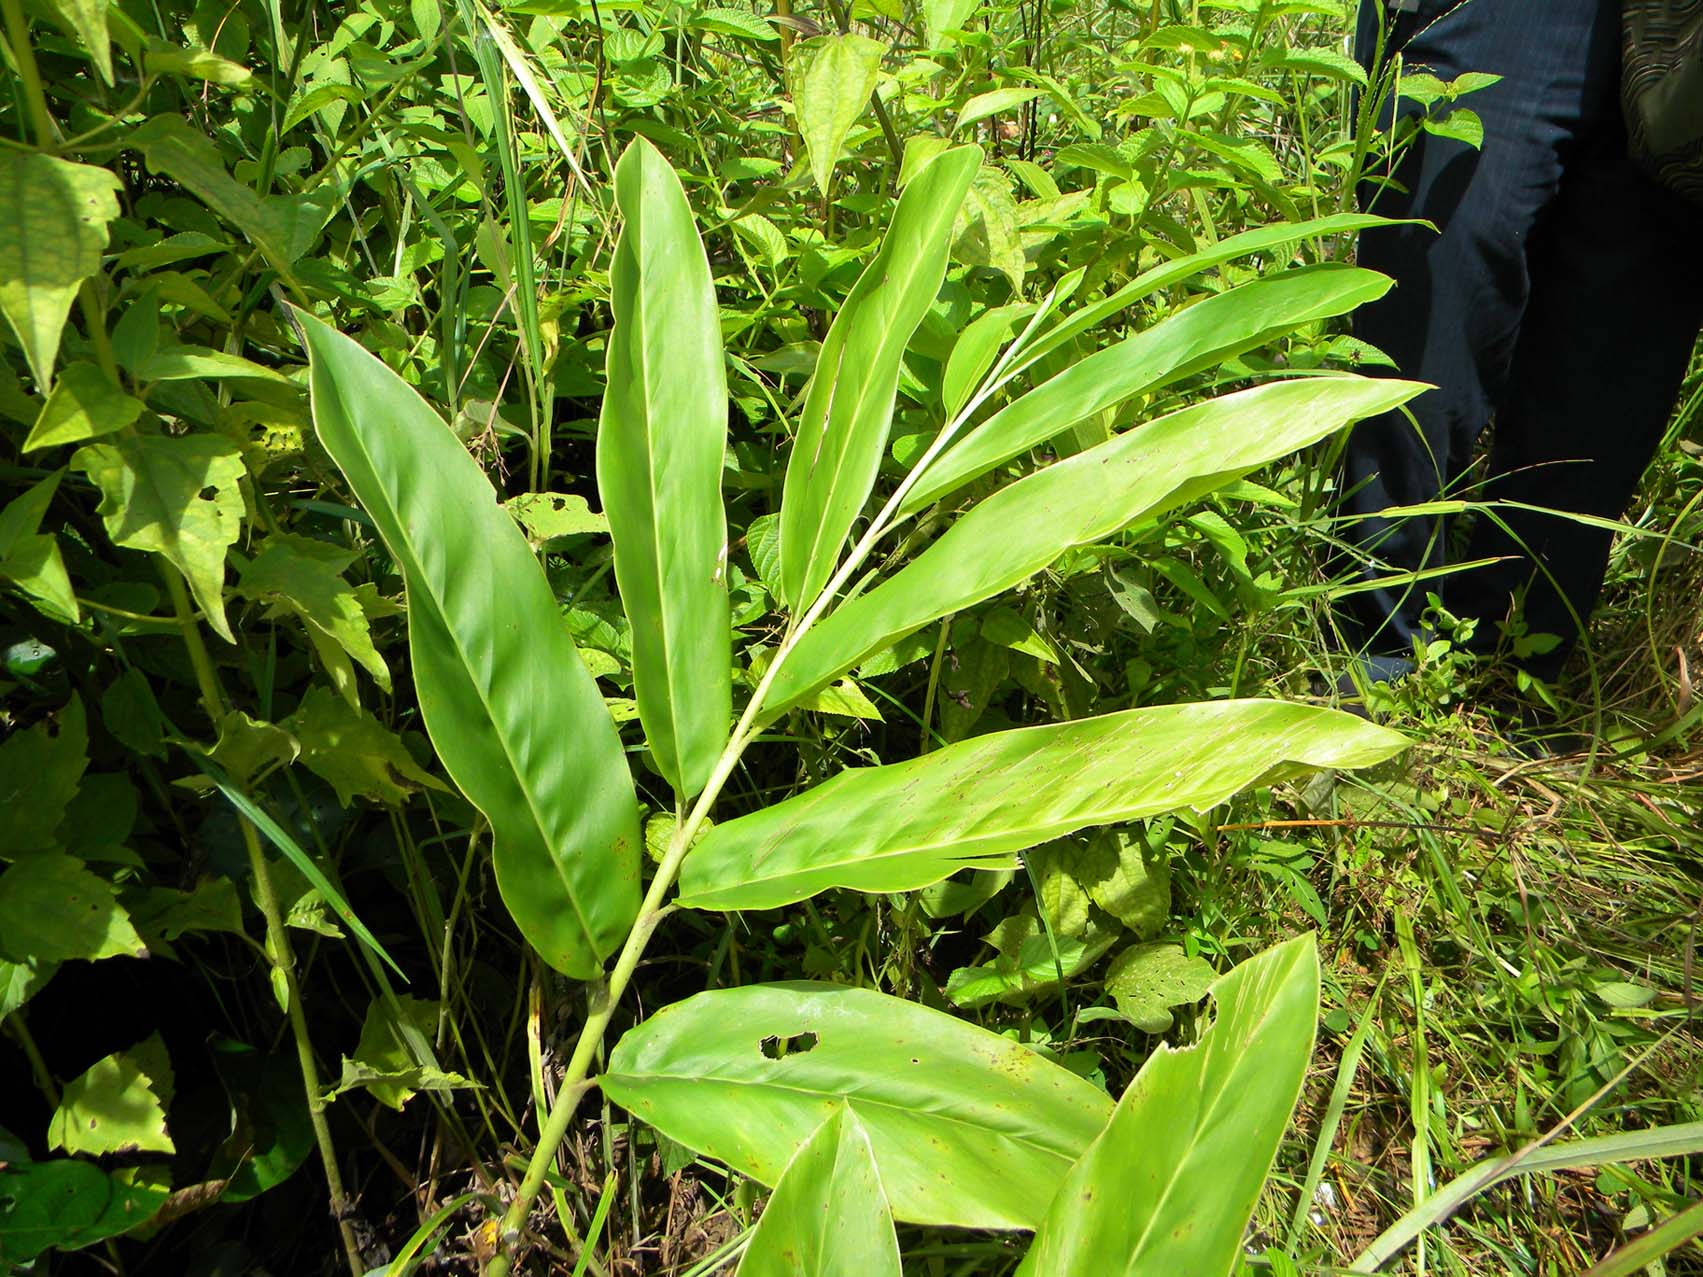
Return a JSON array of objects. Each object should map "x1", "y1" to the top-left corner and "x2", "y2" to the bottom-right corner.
[
  {"x1": 485, "y1": 276, "x2": 1062, "y2": 1274},
  {"x1": 161, "y1": 567, "x2": 366, "y2": 1277},
  {"x1": 4, "y1": 1015, "x2": 60, "y2": 1108},
  {"x1": 1, "y1": 0, "x2": 56, "y2": 149}
]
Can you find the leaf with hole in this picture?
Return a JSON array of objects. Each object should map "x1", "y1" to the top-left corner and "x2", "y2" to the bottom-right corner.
[{"x1": 603, "y1": 981, "x2": 1112, "y2": 1230}]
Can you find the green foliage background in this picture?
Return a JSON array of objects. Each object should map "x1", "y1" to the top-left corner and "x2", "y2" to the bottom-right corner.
[{"x1": 3, "y1": 0, "x2": 1702, "y2": 1272}]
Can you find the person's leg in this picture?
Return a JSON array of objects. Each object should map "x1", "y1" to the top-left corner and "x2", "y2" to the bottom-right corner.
[
  {"x1": 1453, "y1": 130, "x2": 1703, "y2": 676},
  {"x1": 1338, "y1": 0, "x2": 1609, "y2": 664}
]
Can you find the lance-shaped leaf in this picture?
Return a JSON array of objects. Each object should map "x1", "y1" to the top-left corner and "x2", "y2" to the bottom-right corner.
[
  {"x1": 297, "y1": 310, "x2": 640, "y2": 979},
  {"x1": 603, "y1": 982, "x2": 1112, "y2": 1230},
  {"x1": 904, "y1": 263, "x2": 1394, "y2": 511},
  {"x1": 599, "y1": 138, "x2": 730, "y2": 798},
  {"x1": 788, "y1": 33, "x2": 888, "y2": 197},
  {"x1": 0, "y1": 151, "x2": 121, "y2": 387},
  {"x1": 737, "y1": 1106, "x2": 900, "y2": 1277},
  {"x1": 679, "y1": 701, "x2": 1405, "y2": 911},
  {"x1": 769, "y1": 376, "x2": 1425, "y2": 710},
  {"x1": 1021, "y1": 935, "x2": 1320, "y2": 1277},
  {"x1": 777, "y1": 146, "x2": 981, "y2": 611}
]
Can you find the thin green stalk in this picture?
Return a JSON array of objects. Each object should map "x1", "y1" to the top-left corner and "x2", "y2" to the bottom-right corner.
[
  {"x1": 1, "y1": 0, "x2": 56, "y2": 148},
  {"x1": 162, "y1": 568, "x2": 365, "y2": 1277}
]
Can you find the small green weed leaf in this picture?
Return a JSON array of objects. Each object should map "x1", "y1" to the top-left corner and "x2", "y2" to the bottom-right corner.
[
  {"x1": 44, "y1": 0, "x2": 114, "y2": 83},
  {"x1": 0, "y1": 696, "x2": 87, "y2": 854},
  {"x1": 237, "y1": 534, "x2": 390, "y2": 700},
  {"x1": 202, "y1": 710, "x2": 298, "y2": 786},
  {"x1": 604, "y1": 982, "x2": 1112, "y2": 1230},
  {"x1": 681, "y1": 701, "x2": 1405, "y2": 911},
  {"x1": 72, "y1": 433, "x2": 245, "y2": 642},
  {"x1": 778, "y1": 145, "x2": 980, "y2": 611},
  {"x1": 0, "y1": 151, "x2": 121, "y2": 387},
  {"x1": 99, "y1": 668, "x2": 168, "y2": 759},
  {"x1": 48, "y1": 1036, "x2": 175, "y2": 1157},
  {"x1": 737, "y1": 1106, "x2": 900, "y2": 1277},
  {"x1": 23, "y1": 363, "x2": 143, "y2": 451},
  {"x1": 946, "y1": 911, "x2": 1115, "y2": 1008},
  {"x1": 0, "y1": 1160, "x2": 169, "y2": 1263},
  {"x1": 956, "y1": 87, "x2": 1043, "y2": 132},
  {"x1": 1023, "y1": 935, "x2": 1319, "y2": 1277},
  {"x1": 336, "y1": 995, "x2": 472, "y2": 1110},
  {"x1": 792, "y1": 678, "x2": 885, "y2": 720},
  {"x1": 1076, "y1": 829, "x2": 1169, "y2": 936},
  {"x1": 953, "y1": 168, "x2": 1025, "y2": 292},
  {"x1": 297, "y1": 309, "x2": 640, "y2": 978},
  {"x1": 0, "y1": 854, "x2": 146, "y2": 963},
  {"x1": 131, "y1": 117, "x2": 331, "y2": 271},
  {"x1": 1104, "y1": 942, "x2": 1216, "y2": 1032},
  {"x1": 127, "y1": 878, "x2": 244, "y2": 948},
  {"x1": 0, "y1": 958, "x2": 57, "y2": 1018},
  {"x1": 2, "y1": 534, "x2": 78, "y2": 622},
  {"x1": 922, "y1": 0, "x2": 982, "y2": 46},
  {"x1": 0, "y1": 471, "x2": 60, "y2": 555},
  {"x1": 745, "y1": 512, "x2": 783, "y2": 593},
  {"x1": 787, "y1": 34, "x2": 887, "y2": 197},
  {"x1": 287, "y1": 688, "x2": 443, "y2": 806},
  {"x1": 503, "y1": 491, "x2": 608, "y2": 546},
  {"x1": 693, "y1": 6, "x2": 779, "y2": 41},
  {"x1": 942, "y1": 303, "x2": 1032, "y2": 419},
  {"x1": 600, "y1": 138, "x2": 731, "y2": 798},
  {"x1": 907, "y1": 264, "x2": 1394, "y2": 511},
  {"x1": 142, "y1": 42, "x2": 252, "y2": 84},
  {"x1": 773, "y1": 376, "x2": 1423, "y2": 706}
]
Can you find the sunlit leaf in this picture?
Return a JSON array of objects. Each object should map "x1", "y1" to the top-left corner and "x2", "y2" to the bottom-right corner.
[
  {"x1": 0, "y1": 151, "x2": 122, "y2": 386},
  {"x1": 788, "y1": 34, "x2": 887, "y2": 197},
  {"x1": 778, "y1": 146, "x2": 980, "y2": 611},
  {"x1": 599, "y1": 138, "x2": 730, "y2": 797},
  {"x1": 23, "y1": 362, "x2": 142, "y2": 451},
  {"x1": 737, "y1": 1106, "x2": 900, "y2": 1277},
  {"x1": 906, "y1": 264, "x2": 1394, "y2": 511},
  {"x1": 1022, "y1": 936, "x2": 1319, "y2": 1277},
  {"x1": 72, "y1": 433, "x2": 246, "y2": 643},
  {"x1": 771, "y1": 376, "x2": 1424, "y2": 709},
  {"x1": 297, "y1": 310, "x2": 640, "y2": 978},
  {"x1": 0, "y1": 854, "x2": 146, "y2": 964},
  {"x1": 48, "y1": 1037, "x2": 175, "y2": 1157},
  {"x1": 604, "y1": 982, "x2": 1112, "y2": 1230},
  {"x1": 237, "y1": 534, "x2": 390, "y2": 701},
  {"x1": 679, "y1": 701, "x2": 1406, "y2": 911}
]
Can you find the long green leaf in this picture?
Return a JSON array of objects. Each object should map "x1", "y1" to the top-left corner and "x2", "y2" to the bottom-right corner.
[
  {"x1": 599, "y1": 138, "x2": 730, "y2": 798},
  {"x1": 770, "y1": 376, "x2": 1425, "y2": 710},
  {"x1": 777, "y1": 146, "x2": 981, "y2": 612},
  {"x1": 903, "y1": 264, "x2": 1393, "y2": 511},
  {"x1": 296, "y1": 310, "x2": 640, "y2": 979},
  {"x1": 679, "y1": 701, "x2": 1405, "y2": 910},
  {"x1": 602, "y1": 982, "x2": 1112, "y2": 1230},
  {"x1": 737, "y1": 1106, "x2": 900, "y2": 1277},
  {"x1": 1010, "y1": 211, "x2": 1407, "y2": 381},
  {"x1": 1022, "y1": 935, "x2": 1320, "y2": 1277}
]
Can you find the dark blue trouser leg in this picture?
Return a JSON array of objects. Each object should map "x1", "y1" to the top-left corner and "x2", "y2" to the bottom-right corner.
[{"x1": 1340, "y1": 0, "x2": 1703, "y2": 670}]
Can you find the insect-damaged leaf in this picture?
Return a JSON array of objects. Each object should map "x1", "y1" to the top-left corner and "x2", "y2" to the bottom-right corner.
[{"x1": 603, "y1": 981, "x2": 1111, "y2": 1231}]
